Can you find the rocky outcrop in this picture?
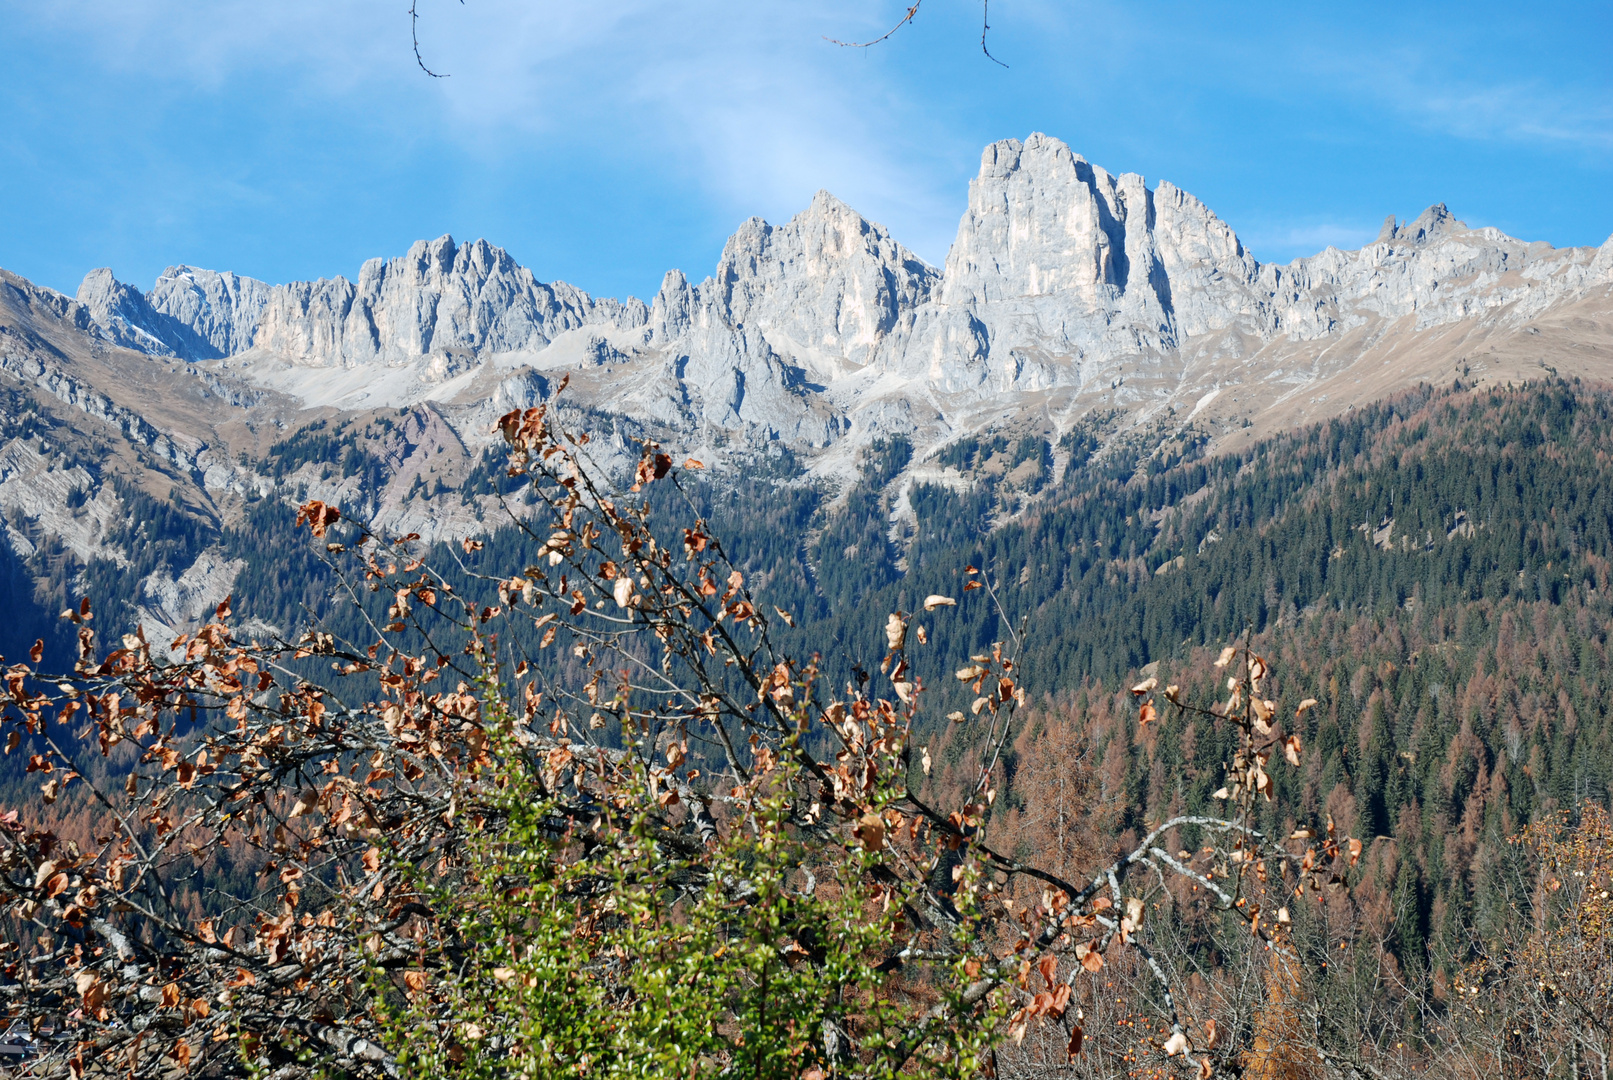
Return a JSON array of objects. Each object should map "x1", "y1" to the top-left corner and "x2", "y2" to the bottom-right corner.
[
  {"x1": 880, "y1": 135, "x2": 1613, "y2": 398},
  {"x1": 77, "y1": 268, "x2": 214, "y2": 358},
  {"x1": 249, "y1": 236, "x2": 647, "y2": 366},
  {"x1": 708, "y1": 190, "x2": 940, "y2": 381},
  {"x1": 148, "y1": 266, "x2": 271, "y2": 358}
]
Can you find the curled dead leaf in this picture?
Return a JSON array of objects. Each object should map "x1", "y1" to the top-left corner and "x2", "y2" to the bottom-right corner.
[
  {"x1": 1283, "y1": 734, "x2": 1303, "y2": 767},
  {"x1": 923, "y1": 595, "x2": 957, "y2": 610},
  {"x1": 295, "y1": 500, "x2": 341, "y2": 539},
  {"x1": 854, "y1": 812, "x2": 887, "y2": 852}
]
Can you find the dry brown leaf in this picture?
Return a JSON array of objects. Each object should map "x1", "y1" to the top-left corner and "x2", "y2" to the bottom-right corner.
[
  {"x1": 885, "y1": 612, "x2": 908, "y2": 651},
  {"x1": 854, "y1": 812, "x2": 887, "y2": 852},
  {"x1": 1283, "y1": 734, "x2": 1303, "y2": 767}
]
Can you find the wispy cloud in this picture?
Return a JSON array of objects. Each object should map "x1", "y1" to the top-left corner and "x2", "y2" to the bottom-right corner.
[
  {"x1": 1304, "y1": 43, "x2": 1613, "y2": 153},
  {"x1": 1411, "y1": 79, "x2": 1613, "y2": 151},
  {"x1": 1238, "y1": 222, "x2": 1382, "y2": 265},
  {"x1": 20, "y1": 1, "x2": 971, "y2": 266}
]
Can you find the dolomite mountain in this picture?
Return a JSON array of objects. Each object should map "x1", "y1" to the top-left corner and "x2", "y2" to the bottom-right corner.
[
  {"x1": 5, "y1": 132, "x2": 1613, "y2": 644},
  {"x1": 73, "y1": 134, "x2": 1613, "y2": 453}
]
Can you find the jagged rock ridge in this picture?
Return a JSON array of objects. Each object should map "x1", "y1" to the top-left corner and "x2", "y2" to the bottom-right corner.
[
  {"x1": 5, "y1": 132, "x2": 1613, "y2": 644},
  {"x1": 72, "y1": 133, "x2": 1613, "y2": 471}
]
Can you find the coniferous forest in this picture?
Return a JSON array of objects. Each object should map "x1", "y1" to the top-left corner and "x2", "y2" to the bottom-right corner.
[{"x1": 6, "y1": 379, "x2": 1613, "y2": 1078}]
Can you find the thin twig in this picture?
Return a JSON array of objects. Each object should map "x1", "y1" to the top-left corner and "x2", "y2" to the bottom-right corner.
[
  {"x1": 409, "y1": 0, "x2": 462, "y2": 78},
  {"x1": 825, "y1": 2, "x2": 924, "y2": 48},
  {"x1": 981, "y1": 0, "x2": 1009, "y2": 67}
]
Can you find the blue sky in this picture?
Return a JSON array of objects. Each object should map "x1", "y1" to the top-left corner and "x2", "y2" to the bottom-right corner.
[{"x1": 2, "y1": 1, "x2": 1609, "y2": 305}]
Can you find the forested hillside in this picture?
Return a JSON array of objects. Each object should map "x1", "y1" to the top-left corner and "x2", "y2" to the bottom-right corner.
[
  {"x1": 8, "y1": 378, "x2": 1613, "y2": 1078},
  {"x1": 8, "y1": 379, "x2": 1613, "y2": 980},
  {"x1": 775, "y1": 380, "x2": 1613, "y2": 975},
  {"x1": 675, "y1": 379, "x2": 1613, "y2": 986}
]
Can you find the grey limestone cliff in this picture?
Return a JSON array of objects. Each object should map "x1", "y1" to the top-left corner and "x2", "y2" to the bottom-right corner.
[
  {"x1": 75, "y1": 132, "x2": 1613, "y2": 468},
  {"x1": 148, "y1": 266, "x2": 271, "y2": 358}
]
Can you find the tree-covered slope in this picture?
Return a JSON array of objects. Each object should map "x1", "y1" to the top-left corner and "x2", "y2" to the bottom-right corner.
[{"x1": 10, "y1": 379, "x2": 1613, "y2": 976}]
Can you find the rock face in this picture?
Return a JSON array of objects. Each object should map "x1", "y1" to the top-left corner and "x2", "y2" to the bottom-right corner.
[
  {"x1": 147, "y1": 266, "x2": 271, "y2": 358},
  {"x1": 76, "y1": 268, "x2": 208, "y2": 358},
  {"x1": 706, "y1": 190, "x2": 940, "y2": 381},
  {"x1": 250, "y1": 235, "x2": 646, "y2": 366},
  {"x1": 71, "y1": 133, "x2": 1613, "y2": 467},
  {"x1": 876, "y1": 135, "x2": 1612, "y2": 398}
]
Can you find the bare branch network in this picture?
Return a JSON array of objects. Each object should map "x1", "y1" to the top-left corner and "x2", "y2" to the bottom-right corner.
[
  {"x1": 826, "y1": 0, "x2": 1009, "y2": 67},
  {"x1": 0, "y1": 379, "x2": 1374, "y2": 1078}
]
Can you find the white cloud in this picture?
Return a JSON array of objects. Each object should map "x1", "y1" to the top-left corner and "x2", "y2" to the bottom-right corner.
[
  {"x1": 1301, "y1": 44, "x2": 1613, "y2": 153},
  {"x1": 18, "y1": 1, "x2": 972, "y2": 266},
  {"x1": 1239, "y1": 222, "x2": 1381, "y2": 264}
]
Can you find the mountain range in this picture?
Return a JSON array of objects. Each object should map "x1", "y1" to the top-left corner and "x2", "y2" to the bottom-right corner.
[{"x1": 3, "y1": 131, "x2": 1612, "y2": 647}]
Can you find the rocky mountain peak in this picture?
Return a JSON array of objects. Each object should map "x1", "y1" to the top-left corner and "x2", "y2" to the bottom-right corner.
[
  {"x1": 75, "y1": 267, "x2": 189, "y2": 357},
  {"x1": 941, "y1": 133, "x2": 1146, "y2": 308},
  {"x1": 148, "y1": 265, "x2": 270, "y2": 359},
  {"x1": 711, "y1": 188, "x2": 938, "y2": 374},
  {"x1": 1377, "y1": 203, "x2": 1463, "y2": 246}
]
